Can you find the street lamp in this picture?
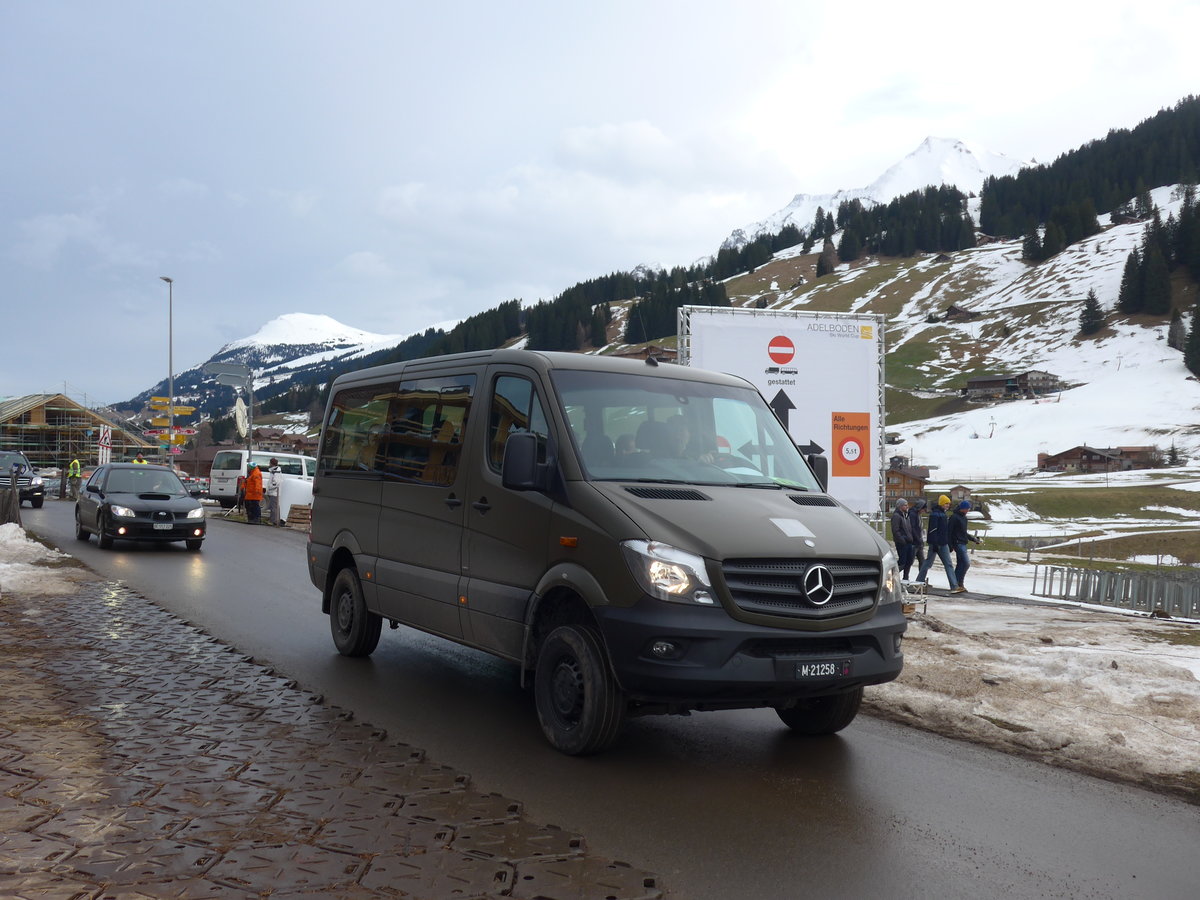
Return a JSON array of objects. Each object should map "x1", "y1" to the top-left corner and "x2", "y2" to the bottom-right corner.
[{"x1": 160, "y1": 276, "x2": 174, "y2": 466}]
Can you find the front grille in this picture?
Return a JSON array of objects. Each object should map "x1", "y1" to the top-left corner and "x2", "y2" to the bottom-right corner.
[
  {"x1": 722, "y1": 557, "x2": 879, "y2": 619},
  {"x1": 624, "y1": 487, "x2": 711, "y2": 501},
  {"x1": 0, "y1": 476, "x2": 33, "y2": 490}
]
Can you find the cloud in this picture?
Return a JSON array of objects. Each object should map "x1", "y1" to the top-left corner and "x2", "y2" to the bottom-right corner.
[
  {"x1": 10, "y1": 210, "x2": 149, "y2": 270},
  {"x1": 339, "y1": 250, "x2": 393, "y2": 278},
  {"x1": 271, "y1": 189, "x2": 318, "y2": 217}
]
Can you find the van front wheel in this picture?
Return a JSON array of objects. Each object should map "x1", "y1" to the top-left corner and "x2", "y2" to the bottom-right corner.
[
  {"x1": 776, "y1": 687, "x2": 863, "y2": 735},
  {"x1": 534, "y1": 625, "x2": 625, "y2": 755},
  {"x1": 329, "y1": 568, "x2": 382, "y2": 657}
]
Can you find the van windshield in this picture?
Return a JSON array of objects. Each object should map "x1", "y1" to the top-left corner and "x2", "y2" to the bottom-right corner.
[{"x1": 550, "y1": 369, "x2": 823, "y2": 491}]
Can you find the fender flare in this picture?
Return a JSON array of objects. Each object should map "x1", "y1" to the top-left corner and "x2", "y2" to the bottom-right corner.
[{"x1": 519, "y1": 561, "x2": 615, "y2": 686}]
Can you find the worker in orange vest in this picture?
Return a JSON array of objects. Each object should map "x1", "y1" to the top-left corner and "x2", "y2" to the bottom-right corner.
[{"x1": 242, "y1": 462, "x2": 264, "y2": 524}]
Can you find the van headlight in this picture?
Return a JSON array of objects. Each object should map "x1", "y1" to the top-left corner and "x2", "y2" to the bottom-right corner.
[
  {"x1": 621, "y1": 540, "x2": 716, "y2": 606},
  {"x1": 880, "y1": 550, "x2": 903, "y2": 606}
]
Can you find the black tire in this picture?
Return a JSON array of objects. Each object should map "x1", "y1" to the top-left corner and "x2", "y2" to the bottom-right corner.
[
  {"x1": 218, "y1": 497, "x2": 235, "y2": 509},
  {"x1": 97, "y1": 512, "x2": 113, "y2": 549},
  {"x1": 185, "y1": 539, "x2": 203, "y2": 552},
  {"x1": 534, "y1": 624, "x2": 625, "y2": 755},
  {"x1": 329, "y1": 568, "x2": 381, "y2": 657},
  {"x1": 74, "y1": 509, "x2": 90, "y2": 542},
  {"x1": 776, "y1": 687, "x2": 863, "y2": 735},
  {"x1": 31, "y1": 498, "x2": 43, "y2": 509}
]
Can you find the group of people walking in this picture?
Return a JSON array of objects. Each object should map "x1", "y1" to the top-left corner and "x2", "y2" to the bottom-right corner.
[{"x1": 890, "y1": 494, "x2": 982, "y2": 594}]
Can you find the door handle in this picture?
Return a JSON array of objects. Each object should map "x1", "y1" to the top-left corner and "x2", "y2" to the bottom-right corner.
[
  {"x1": 471, "y1": 497, "x2": 491, "y2": 513},
  {"x1": 445, "y1": 494, "x2": 462, "y2": 509}
]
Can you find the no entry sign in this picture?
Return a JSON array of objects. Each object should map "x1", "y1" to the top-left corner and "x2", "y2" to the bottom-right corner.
[{"x1": 767, "y1": 335, "x2": 795, "y2": 364}]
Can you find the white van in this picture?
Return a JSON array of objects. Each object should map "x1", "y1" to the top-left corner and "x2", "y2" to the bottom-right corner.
[{"x1": 209, "y1": 449, "x2": 316, "y2": 516}]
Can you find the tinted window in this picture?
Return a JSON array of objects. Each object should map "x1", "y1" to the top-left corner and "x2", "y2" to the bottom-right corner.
[
  {"x1": 322, "y1": 375, "x2": 476, "y2": 486},
  {"x1": 488, "y1": 375, "x2": 549, "y2": 471}
]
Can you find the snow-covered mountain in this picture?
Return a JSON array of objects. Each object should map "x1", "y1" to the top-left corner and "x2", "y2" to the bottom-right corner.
[
  {"x1": 209, "y1": 312, "x2": 408, "y2": 375},
  {"x1": 123, "y1": 313, "x2": 433, "y2": 416},
  {"x1": 723, "y1": 137, "x2": 1031, "y2": 250}
]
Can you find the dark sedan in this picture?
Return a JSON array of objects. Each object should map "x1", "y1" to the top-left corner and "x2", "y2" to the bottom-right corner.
[{"x1": 75, "y1": 463, "x2": 207, "y2": 551}]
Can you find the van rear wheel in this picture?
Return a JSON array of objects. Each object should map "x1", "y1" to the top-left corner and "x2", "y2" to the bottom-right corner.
[
  {"x1": 776, "y1": 687, "x2": 863, "y2": 735},
  {"x1": 534, "y1": 624, "x2": 625, "y2": 755},
  {"x1": 329, "y1": 568, "x2": 382, "y2": 657}
]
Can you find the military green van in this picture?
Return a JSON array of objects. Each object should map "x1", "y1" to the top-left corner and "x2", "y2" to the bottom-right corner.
[{"x1": 308, "y1": 349, "x2": 905, "y2": 754}]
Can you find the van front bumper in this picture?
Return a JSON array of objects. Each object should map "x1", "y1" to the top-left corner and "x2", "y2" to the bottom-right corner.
[{"x1": 592, "y1": 597, "x2": 906, "y2": 707}]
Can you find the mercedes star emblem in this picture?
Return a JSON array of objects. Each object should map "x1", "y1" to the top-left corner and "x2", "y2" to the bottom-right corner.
[{"x1": 802, "y1": 564, "x2": 835, "y2": 606}]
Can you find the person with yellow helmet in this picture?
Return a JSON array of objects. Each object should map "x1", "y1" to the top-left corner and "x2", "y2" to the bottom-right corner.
[{"x1": 915, "y1": 494, "x2": 959, "y2": 591}]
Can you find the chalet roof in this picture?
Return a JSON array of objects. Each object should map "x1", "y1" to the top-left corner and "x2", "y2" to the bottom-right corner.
[{"x1": 0, "y1": 393, "x2": 153, "y2": 448}]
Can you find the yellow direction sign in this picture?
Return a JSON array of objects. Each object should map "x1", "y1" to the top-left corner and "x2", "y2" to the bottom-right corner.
[
  {"x1": 150, "y1": 417, "x2": 170, "y2": 427},
  {"x1": 172, "y1": 405, "x2": 196, "y2": 416}
]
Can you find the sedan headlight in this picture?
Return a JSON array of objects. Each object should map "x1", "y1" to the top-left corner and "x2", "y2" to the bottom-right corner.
[
  {"x1": 621, "y1": 540, "x2": 716, "y2": 606},
  {"x1": 186, "y1": 507, "x2": 205, "y2": 519},
  {"x1": 109, "y1": 504, "x2": 135, "y2": 518},
  {"x1": 879, "y1": 550, "x2": 903, "y2": 606}
]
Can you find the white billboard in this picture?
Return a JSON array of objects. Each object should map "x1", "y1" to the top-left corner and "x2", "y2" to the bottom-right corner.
[{"x1": 679, "y1": 307, "x2": 884, "y2": 515}]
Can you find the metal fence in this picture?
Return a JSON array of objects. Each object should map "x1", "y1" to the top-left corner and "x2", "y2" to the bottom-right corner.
[{"x1": 1032, "y1": 565, "x2": 1200, "y2": 619}]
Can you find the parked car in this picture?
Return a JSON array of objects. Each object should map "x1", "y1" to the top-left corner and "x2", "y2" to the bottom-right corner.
[
  {"x1": 0, "y1": 450, "x2": 45, "y2": 507},
  {"x1": 75, "y1": 463, "x2": 206, "y2": 551}
]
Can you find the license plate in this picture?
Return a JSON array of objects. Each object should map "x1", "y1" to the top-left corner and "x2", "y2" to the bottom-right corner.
[
  {"x1": 795, "y1": 659, "x2": 852, "y2": 679},
  {"x1": 153, "y1": 522, "x2": 173, "y2": 530}
]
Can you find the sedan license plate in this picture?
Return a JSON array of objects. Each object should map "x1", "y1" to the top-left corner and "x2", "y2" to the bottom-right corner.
[
  {"x1": 795, "y1": 659, "x2": 852, "y2": 679},
  {"x1": 153, "y1": 522, "x2": 174, "y2": 530}
]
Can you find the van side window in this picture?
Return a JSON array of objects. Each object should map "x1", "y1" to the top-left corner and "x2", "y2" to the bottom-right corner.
[
  {"x1": 378, "y1": 375, "x2": 476, "y2": 486},
  {"x1": 488, "y1": 375, "x2": 548, "y2": 472},
  {"x1": 319, "y1": 386, "x2": 392, "y2": 474}
]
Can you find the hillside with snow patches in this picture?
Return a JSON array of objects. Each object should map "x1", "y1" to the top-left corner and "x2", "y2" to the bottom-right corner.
[{"x1": 720, "y1": 183, "x2": 1200, "y2": 480}]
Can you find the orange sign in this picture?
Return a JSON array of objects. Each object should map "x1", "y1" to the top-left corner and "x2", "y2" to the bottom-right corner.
[{"x1": 831, "y1": 412, "x2": 871, "y2": 477}]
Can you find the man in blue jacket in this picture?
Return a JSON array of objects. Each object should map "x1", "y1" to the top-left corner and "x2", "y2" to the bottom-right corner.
[
  {"x1": 916, "y1": 494, "x2": 958, "y2": 591},
  {"x1": 948, "y1": 500, "x2": 982, "y2": 593}
]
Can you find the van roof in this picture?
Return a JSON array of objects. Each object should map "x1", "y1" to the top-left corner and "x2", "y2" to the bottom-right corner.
[{"x1": 328, "y1": 348, "x2": 751, "y2": 391}]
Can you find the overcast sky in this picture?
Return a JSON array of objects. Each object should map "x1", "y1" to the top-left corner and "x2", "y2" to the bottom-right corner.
[{"x1": 3, "y1": 1, "x2": 1198, "y2": 404}]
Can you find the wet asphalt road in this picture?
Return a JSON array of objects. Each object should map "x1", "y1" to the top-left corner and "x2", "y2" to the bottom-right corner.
[{"x1": 23, "y1": 500, "x2": 1200, "y2": 899}]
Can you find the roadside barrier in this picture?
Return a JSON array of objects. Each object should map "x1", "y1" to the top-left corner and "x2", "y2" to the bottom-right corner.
[{"x1": 1032, "y1": 565, "x2": 1200, "y2": 618}]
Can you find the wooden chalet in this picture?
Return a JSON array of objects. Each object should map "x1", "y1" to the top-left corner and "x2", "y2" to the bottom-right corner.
[{"x1": 964, "y1": 370, "x2": 1061, "y2": 400}]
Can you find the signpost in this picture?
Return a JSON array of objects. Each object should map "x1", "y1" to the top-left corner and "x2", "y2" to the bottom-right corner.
[
  {"x1": 678, "y1": 306, "x2": 885, "y2": 516},
  {"x1": 202, "y1": 362, "x2": 254, "y2": 451}
]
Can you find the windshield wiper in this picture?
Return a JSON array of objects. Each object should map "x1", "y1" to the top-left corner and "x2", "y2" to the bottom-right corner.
[{"x1": 732, "y1": 481, "x2": 785, "y2": 489}]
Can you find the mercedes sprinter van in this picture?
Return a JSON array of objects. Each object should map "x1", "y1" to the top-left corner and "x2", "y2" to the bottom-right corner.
[{"x1": 308, "y1": 350, "x2": 905, "y2": 754}]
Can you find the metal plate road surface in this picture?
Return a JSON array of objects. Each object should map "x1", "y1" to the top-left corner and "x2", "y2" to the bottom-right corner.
[{"x1": 0, "y1": 580, "x2": 662, "y2": 898}]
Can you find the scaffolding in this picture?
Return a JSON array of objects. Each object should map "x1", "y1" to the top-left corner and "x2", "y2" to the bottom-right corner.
[{"x1": 0, "y1": 393, "x2": 153, "y2": 470}]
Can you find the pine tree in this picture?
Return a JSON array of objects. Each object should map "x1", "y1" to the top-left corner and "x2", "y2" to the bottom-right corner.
[
  {"x1": 816, "y1": 238, "x2": 838, "y2": 277},
  {"x1": 1116, "y1": 250, "x2": 1143, "y2": 313},
  {"x1": 1186, "y1": 302, "x2": 1200, "y2": 378},
  {"x1": 837, "y1": 228, "x2": 861, "y2": 262},
  {"x1": 1168, "y1": 309, "x2": 1186, "y2": 349},
  {"x1": 1022, "y1": 227, "x2": 1042, "y2": 262},
  {"x1": 1079, "y1": 289, "x2": 1105, "y2": 336},
  {"x1": 1142, "y1": 245, "x2": 1172, "y2": 315},
  {"x1": 1041, "y1": 222, "x2": 1066, "y2": 258}
]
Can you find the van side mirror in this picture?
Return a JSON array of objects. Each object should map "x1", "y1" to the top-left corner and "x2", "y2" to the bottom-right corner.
[
  {"x1": 502, "y1": 432, "x2": 543, "y2": 491},
  {"x1": 806, "y1": 453, "x2": 829, "y2": 492}
]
